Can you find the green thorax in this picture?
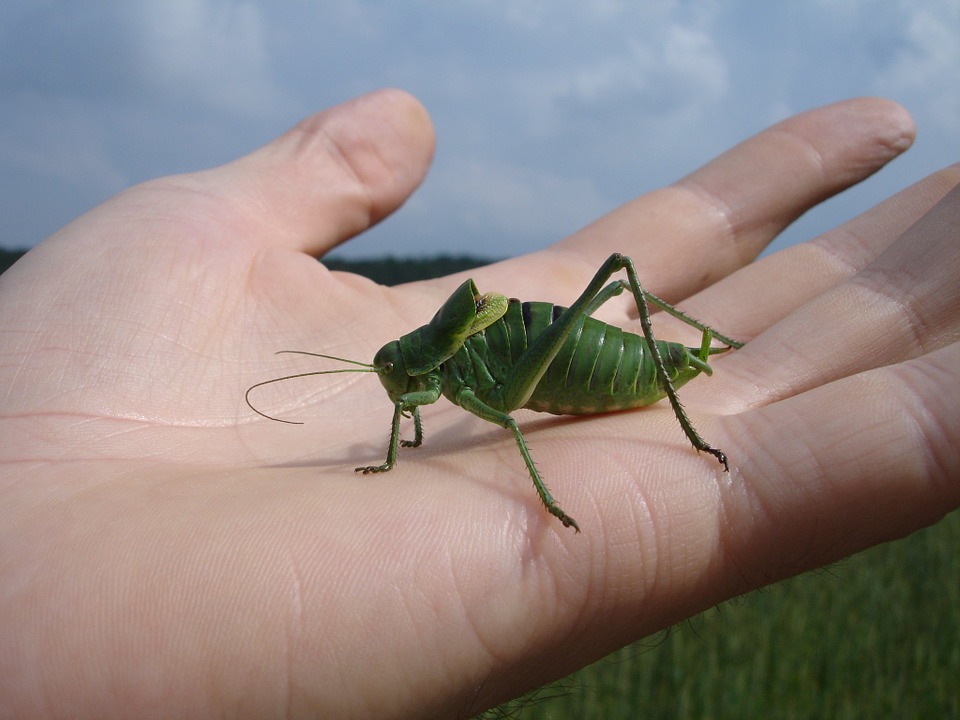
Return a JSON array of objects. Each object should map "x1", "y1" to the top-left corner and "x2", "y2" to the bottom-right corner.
[{"x1": 374, "y1": 279, "x2": 509, "y2": 402}]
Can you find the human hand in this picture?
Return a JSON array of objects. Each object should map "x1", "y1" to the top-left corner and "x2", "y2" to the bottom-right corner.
[{"x1": 1, "y1": 89, "x2": 957, "y2": 719}]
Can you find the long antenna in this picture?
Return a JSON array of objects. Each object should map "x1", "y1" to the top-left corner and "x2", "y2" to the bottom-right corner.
[{"x1": 245, "y1": 350, "x2": 378, "y2": 424}]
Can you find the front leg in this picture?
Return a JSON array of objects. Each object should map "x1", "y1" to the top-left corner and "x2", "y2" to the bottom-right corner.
[
  {"x1": 453, "y1": 386, "x2": 580, "y2": 532},
  {"x1": 399, "y1": 407, "x2": 423, "y2": 448},
  {"x1": 356, "y1": 402, "x2": 404, "y2": 474},
  {"x1": 357, "y1": 381, "x2": 441, "y2": 474}
]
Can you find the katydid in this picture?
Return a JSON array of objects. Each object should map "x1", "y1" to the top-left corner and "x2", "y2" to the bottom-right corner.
[{"x1": 246, "y1": 253, "x2": 743, "y2": 532}]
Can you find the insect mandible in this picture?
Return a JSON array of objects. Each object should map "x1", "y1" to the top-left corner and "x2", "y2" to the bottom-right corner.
[{"x1": 246, "y1": 253, "x2": 744, "y2": 532}]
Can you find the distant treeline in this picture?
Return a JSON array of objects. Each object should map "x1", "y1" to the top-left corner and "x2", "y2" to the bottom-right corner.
[
  {"x1": 0, "y1": 248, "x2": 493, "y2": 285},
  {"x1": 0, "y1": 248, "x2": 25, "y2": 276},
  {"x1": 323, "y1": 255, "x2": 493, "y2": 285}
]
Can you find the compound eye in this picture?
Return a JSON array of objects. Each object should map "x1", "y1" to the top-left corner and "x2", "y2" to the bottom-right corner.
[{"x1": 381, "y1": 362, "x2": 393, "y2": 374}]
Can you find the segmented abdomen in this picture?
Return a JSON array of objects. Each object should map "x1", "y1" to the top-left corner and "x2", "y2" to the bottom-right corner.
[{"x1": 460, "y1": 299, "x2": 693, "y2": 415}]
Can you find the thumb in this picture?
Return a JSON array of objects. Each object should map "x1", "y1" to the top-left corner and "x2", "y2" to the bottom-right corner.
[{"x1": 210, "y1": 88, "x2": 436, "y2": 256}]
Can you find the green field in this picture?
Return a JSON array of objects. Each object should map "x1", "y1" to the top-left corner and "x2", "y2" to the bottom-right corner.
[{"x1": 483, "y1": 510, "x2": 959, "y2": 719}]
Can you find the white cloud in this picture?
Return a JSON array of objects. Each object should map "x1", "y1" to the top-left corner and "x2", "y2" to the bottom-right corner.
[
  {"x1": 501, "y1": 0, "x2": 550, "y2": 29},
  {"x1": 486, "y1": 0, "x2": 727, "y2": 145},
  {"x1": 1, "y1": 1, "x2": 957, "y2": 256},
  {"x1": 663, "y1": 24, "x2": 728, "y2": 99},
  {"x1": 123, "y1": 0, "x2": 287, "y2": 118},
  {"x1": 351, "y1": 155, "x2": 614, "y2": 259},
  {"x1": 875, "y1": 0, "x2": 960, "y2": 131},
  {"x1": 498, "y1": 0, "x2": 660, "y2": 28},
  {"x1": 440, "y1": 158, "x2": 611, "y2": 242},
  {"x1": 0, "y1": 100, "x2": 128, "y2": 193},
  {"x1": 558, "y1": 25, "x2": 726, "y2": 110}
]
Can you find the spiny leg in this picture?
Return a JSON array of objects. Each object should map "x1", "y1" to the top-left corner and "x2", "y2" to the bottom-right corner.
[
  {"x1": 576, "y1": 279, "x2": 728, "y2": 379},
  {"x1": 360, "y1": 385, "x2": 441, "y2": 473},
  {"x1": 356, "y1": 402, "x2": 404, "y2": 474},
  {"x1": 453, "y1": 386, "x2": 580, "y2": 532},
  {"x1": 580, "y1": 279, "x2": 628, "y2": 317},
  {"x1": 577, "y1": 276, "x2": 742, "y2": 351},
  {"x1": 615, "y1": 254, "x2": 731, "y2": 471},
  {"x1": 507, "y1": 417, "x2": 580, "y2": 532},
  {"x1": 505, "y1": 253, "x2": 732, "y2": 470},
  {"x1": 643, "y1": 290, "x2": 744, "y2": 349},
  {"x1": 400, "y1": 407, "x2": 423, "y2": 448}
]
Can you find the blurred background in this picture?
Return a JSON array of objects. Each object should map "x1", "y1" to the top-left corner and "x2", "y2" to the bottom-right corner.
[{"x1": 1, "y1": 1, "x2": 957, "y2": 259}]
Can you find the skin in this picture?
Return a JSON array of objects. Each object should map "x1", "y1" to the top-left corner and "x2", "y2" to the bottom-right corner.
[{"x1": 0, "y1": 89, "x2": 957, "y2": 719}]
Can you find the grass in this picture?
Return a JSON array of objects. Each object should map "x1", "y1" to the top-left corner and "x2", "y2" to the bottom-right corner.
[{"x1": 482, "y1": 509, "x2": 960, "y2": 719}]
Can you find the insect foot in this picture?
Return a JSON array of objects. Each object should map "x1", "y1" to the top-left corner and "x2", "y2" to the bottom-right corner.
[
  {"x1": 356, "y1": 464, "x2": 392, "y2": 474},
  {"x1": 550, "y1": 506, "x2": 581, "y2": 533},
  {"x1": 704, "y1": 447, "x2": 730, "y2": 472}
]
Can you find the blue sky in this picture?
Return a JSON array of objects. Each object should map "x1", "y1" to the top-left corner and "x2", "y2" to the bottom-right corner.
[{"x1": 1, "y1": 1, "x2": 957, "y2": 258}]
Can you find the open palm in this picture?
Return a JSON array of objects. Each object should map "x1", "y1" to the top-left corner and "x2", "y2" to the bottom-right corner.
[{"x1": 2, "y1": 90, "x2": 957, "y2": 719}]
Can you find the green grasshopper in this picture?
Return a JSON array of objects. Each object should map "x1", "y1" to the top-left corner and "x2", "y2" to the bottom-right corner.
[{"x1": 247, "y1": 253, "x2": 743, "y2": 532}]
